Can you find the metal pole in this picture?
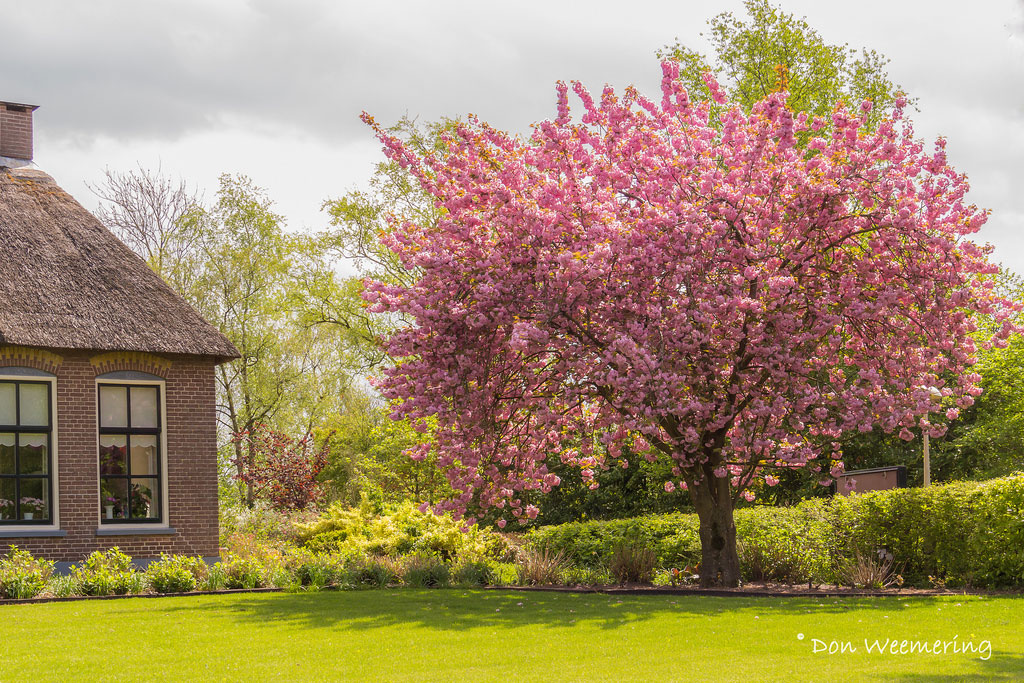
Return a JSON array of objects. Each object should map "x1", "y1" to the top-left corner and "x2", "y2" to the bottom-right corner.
[{"x1": 923, "y1": 432, "x2": 931, "y2": 487}]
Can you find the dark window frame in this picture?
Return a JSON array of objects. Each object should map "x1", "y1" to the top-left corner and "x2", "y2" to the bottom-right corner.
[
  {"x1": 97, "y1": 383, "x2": 163, "y2": 525},
  {"x1": 0, "y1": 379, "x2": 54, "y2": 526}
]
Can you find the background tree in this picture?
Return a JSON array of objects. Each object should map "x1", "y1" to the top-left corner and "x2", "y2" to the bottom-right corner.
[
  {"x1": 93, "y1": 171, "x2": 354, "y2": 506},
  {"x1": 366, "y1": 63, "x2": 1014, "y2": 586},
  {"x1": 308, "y1": 116, "x2": 454, "y2": 369},
  {"x1": 295, "y1": 117, "x2": 455, "y2": 504},
  {"x1": 233, "y1": 424, "x2": 331, "y2": 511},
  {"x1": 183, "y1": 175, "x2": 353, "y2": 504},
  {"x1": 317, "y1": 392, "x2": 450, "y2": 507},
  {"x1": 89, "y1": 165, "x2": 203, "y2": 292},
  {"x1": 658, "y1": 0, "x2": 906, "y2": 129},
  {"x1": 937, "y1": 335, "x2": 1024, "y2": 479}
]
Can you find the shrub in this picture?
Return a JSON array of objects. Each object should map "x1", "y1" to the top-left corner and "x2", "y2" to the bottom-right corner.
[
  {"x1": 524, "y1": 473, "x2": 1024, "y2": 587},
  {"x1": 652, "y1": 567, "x2": 698, "y2": 587},
  {"x1": 299, "y1": 502, "x2": 511, "y2": 562},
  {"x1": 146, "y1": 555, "x2": 205, "y2": 594},
  {"x1": 515, "y1": 546, "x2": 568, "y2": 586},
  {"x1": 220, "y1": 503, "x2": 315, "y2": 546},
  {"x1": 488, "y1": 562, "x2": 520, "y2": 586},
  {"x1": 839, "y1": 549, "x2": 899, "y2": 589},
  {"x1": 221, "y1": 531, "x2": 290, "y2": 568},
  {"x1": 349, "y1": 556, "x2": 400, "y2": 588},
  {"x1": 201, "y1": 564, "x2": 227, "y2": 592},
  {"x1": 403, "y1": 553, "x2": 450, "y2": 588},
  {"x1": 966, "y1": 475, "x2": 1024, "y2": 585},
  {"x1": 823, "y1": 477, "x2": 1018, "y2": 586},
  {"x1": 452, "y1": 560, "x2": 493, "y2": 587},
  {"x1": 292, "y1": 553, "x2": 349, "y2": 590},
  {"x1": 529, "y1": 513, "x2": 701, "y2": 570},
  {"x1": 72, "y1": 547, "x2": 140, "y2": 596},
  {"x1": 267, "y1": 565, "x2": 295, "y2": 588},
  {"x1": 49, "y1": 574, "x2": 80, "y2": 598},
  {"x1": 562, "y1": 565, "x2": 614, "y2": 586},
  {"x1": 221, "y1": 556, "x2": 266, "y2": 589},
  {"x1": 0, "y1": 546, "x2": 54, "y2": 599},
  {"x1": 609, "y1": 543, "x2": 657, "y2": 584},
  {"x1": 121, "y1": 571, "x2": 148, "y2": 595},
  {"x1": 736, "y1": 505, "x2": 832, "y2": 585}
]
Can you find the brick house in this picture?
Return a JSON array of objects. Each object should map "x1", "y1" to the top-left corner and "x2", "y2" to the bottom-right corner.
[{"x1": 0, "y1": 102, "x2": 239, "y2": 567}]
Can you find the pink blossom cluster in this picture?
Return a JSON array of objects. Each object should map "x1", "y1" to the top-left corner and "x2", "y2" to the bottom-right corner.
[{"x1": 363, "y1": 62, "x2": 1017, "y2": 525}]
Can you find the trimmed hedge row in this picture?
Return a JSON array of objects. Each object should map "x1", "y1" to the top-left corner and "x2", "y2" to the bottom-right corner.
[{"x1": 527, "y1": 474, "x2": 1024, "y2": 587}]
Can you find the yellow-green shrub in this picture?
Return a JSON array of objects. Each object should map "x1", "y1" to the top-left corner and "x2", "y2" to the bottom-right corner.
[
  {"x1": 0, "y1": 546, "x2": 54, "y2": 599},
  {"x1": 298, "y1": 501, "x2": 510, "y2": 562}
]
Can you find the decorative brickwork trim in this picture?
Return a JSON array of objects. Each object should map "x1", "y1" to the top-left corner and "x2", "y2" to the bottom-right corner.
[
  {"x1": 89, "y1": 351, "x2": 172, "y2": 378},
  {"x1": 0, "y1": 345, "x2": 63, "y2": 374}
]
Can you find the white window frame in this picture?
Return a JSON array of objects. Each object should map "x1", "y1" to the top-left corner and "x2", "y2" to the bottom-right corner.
[
  {"x1": 94, "y1": 377, "x2": 170, "y2": 530},
  {"x1": 0, "y1": 370, "x2": 59, "y2": 530}
]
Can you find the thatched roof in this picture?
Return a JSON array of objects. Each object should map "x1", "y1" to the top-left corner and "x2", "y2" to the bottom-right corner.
[{"x1": 0, "y1": 166, "x2": 239, "y2": 360}]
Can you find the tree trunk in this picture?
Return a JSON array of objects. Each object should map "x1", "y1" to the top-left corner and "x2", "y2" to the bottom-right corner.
[
  {"x1": 233, "y1": 437, "x2": 246, "y2": 502},
  {"x1": 244, "y1": 431, "x2": 256, "y2": 507},
  {"x1": 689, "y1": 475, "x2": 741, "y2": 587}
]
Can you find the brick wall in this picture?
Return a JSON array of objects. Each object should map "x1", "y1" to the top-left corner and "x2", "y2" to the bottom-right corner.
[
  {"x1": 1, "y1": 347, "x2": 221, "y2": 562},
  {"x1": 0, "y1": 104, "x2": 34, "y2": 161}
]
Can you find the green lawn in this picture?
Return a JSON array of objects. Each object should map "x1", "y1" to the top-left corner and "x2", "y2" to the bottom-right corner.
[{"x1": 2, "y1": 590, "x2": 1022, "y2": 681}]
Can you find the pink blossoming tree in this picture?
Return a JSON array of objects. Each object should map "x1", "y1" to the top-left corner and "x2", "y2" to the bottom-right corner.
[{"x1": 363, "y1": 63, "x2": 1016, "y2": 586}]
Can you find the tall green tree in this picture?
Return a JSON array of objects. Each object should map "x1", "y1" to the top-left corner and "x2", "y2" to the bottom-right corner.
[
  {"x1": 658, "y1": 0, "x2": 907, "y2": 128},
  {"x1": 309, "y1": 117, "x2": 454, "y2": 369},
  {"x1": 182, "y1": 175, "x2": 353, "y2": 504},
  {"x1": 300, "y1": 118, "x2": 455, "y2": 505},
  {"x1": 316, "y1": 391, "x2": 449, "y2": 507},
  {"x1": 94, "y1": 170, "x2": 356, "y2": 506}
]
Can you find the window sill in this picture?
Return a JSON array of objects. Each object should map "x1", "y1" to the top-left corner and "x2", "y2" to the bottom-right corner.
[
  {"x1": 0, "y1": 528, "x2": 67, "y2": 538},
  {"x1": 95, "y1": 526, "x2": 176, "y2": 536}
]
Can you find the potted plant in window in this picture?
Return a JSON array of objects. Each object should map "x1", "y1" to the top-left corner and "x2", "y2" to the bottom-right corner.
[
  {"x1": 0, "y1": 498, "x2": 13, "y2": 520},
  {"x1": 100, "y1": 482, "x2": 119, "y2": 519},
  {"x1": 20, "y1": 497, "x2": 45, "y2": 520},
  {"x1": 130, "y1": 484, "x2": 152, "y2": 518}
]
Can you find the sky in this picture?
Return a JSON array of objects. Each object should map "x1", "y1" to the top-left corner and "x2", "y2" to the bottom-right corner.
[{"x1": 2, "y1": 0, "x2": 1023, "y2": 271}]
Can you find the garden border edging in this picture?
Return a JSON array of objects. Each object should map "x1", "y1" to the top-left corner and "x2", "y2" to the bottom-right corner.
[{"x1": 0, "y1": 586, "x2": 282, "y2": 606}]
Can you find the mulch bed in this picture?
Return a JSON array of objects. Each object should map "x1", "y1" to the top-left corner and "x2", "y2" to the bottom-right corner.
[
  {"x1": 1, "y1": 583, "x2": 1016, "y2": 606},
  {"x1": 496, "y1": 583, "x2": 1004, "y2": 598}
]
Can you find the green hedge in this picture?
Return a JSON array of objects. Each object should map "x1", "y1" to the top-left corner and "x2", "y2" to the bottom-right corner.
[
  {"x1": 527, "y1": 473, "x2": 1024, "y2": 587},
  {"x1": 523, "y1": 513, "x2": 701, "y2": 571}
]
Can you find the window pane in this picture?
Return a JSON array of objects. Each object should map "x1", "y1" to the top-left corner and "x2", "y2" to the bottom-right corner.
[
  {"x1": 19, "y1": 383, "x2": 48, "y2": 427},
  {"x1": 130, "y1": 435, "x2": 158, "y2": 475},
  {"x1": 0, "y1": 433, "x2": 14, "y2": 475},
  {"x1": 99, "y1": 386, "x2": 128, "y2": 428},
  {"x1": 0, "y1": 478, "x2": 14, "y2": 520},
  {"x1": 130, "y1": 478, "x2": 158, "y2": 519},
  {"x1": 99, "y1": 435, "x2": 127, "y2": 475},
  {"x1": 19, "y1": 434, "x2": 47, "y2": 475},
  {"x1": 100, "y1": 478, "x2": 128, "y2": 520},
  {"x1": 0, "y1": 383, "x2": 14, "y2": 425},
  {"x1": 130, "y1": 387, "x2": 159, "y2": 428},
  {"x1": 19, "y1": 478, "x2": 48, "y2": 520}
]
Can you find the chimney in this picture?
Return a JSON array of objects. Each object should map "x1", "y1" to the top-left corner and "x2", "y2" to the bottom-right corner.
[{"x1": 0, "y1": 101, "x2": 39, "y2": 166}]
